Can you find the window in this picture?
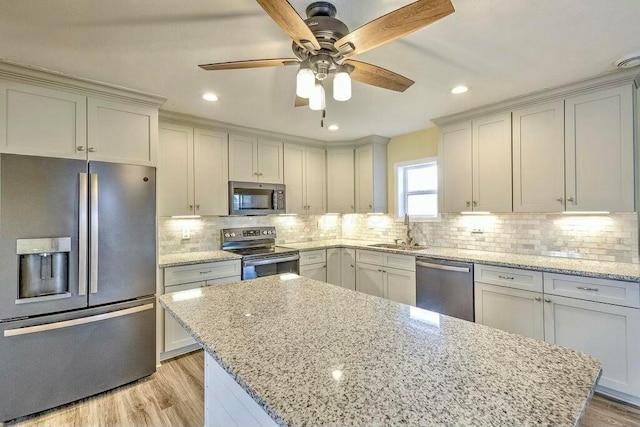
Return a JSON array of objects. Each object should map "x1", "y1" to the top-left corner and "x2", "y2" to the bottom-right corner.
[{"x1": 395, "y1": 158, "x2": 437, "y2": 218}]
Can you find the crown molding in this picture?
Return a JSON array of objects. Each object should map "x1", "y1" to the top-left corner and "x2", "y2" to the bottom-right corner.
[
  {"x1": 160, "y1": 110, "x2": 390, "y2": 148},
  {"x1": 432, "y1": 68, "x2": 640, "y2": 127},
  {"x1": 0, "y1": 59, "x2": 166, "y2": 108}
]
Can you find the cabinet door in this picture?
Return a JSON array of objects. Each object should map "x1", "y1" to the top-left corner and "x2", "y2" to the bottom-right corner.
[
  {"x1": 512, "y1": 101, "x2": 565, "y2": 212},
  {"x1": 305, "y1": 147, "x2": 326, "y2": 214},
  {"x1": 340, "y1": 249, "x2": 356, "y2": 291},
  {"x1": 385, "y1": 267, "x2": 416, "y2": 306},
  {"x1": 257, "y1": 139, "x2": 284, "y2": 184},
  {"x1": 87, "y1": 97, "x2": 157, "y2": 166},
  {"x1": 327, "y1": 149, "x2": 355, "y2": 213},
  {"x1": 0, "y1": 81, "x2": 86, "y2": 159},
  {"x1": 355, "y1": 145, "x2": 374, "y2": 213},
  {"x1": 355, "y1": 262, "x2": 384, "y2": 297},
  {"x1": 472, "y1": 113, "x2": 512, "y2": 212},
  {"x1": 283, "y1": 144, "x2": 305, "y2": 214},
  {"x1": 299, "y1": 263, "x2": 327, "y2": 282},
  {"x1": 194, "y1": 129, "x2": 228, "y2": 216},
  {"x1": 565, "y1": 85, "x2": 634, "y2": 212},
  {"x1": 229, "y1": 135, "x2": 258, "y2": 182},
  {"x1": 474, "y1": 283, "x2": 544, "y2": 340},
  {"x1": 544, "y1": 295, "x2": 640, "y2": 397},
  {"x1": 439, "y1": 122, "x2": 472, "y2": 212},
  {"x1": 326, "y1": 248, "x2": 342, "y2": 286},
  {"x1": 158, "y1": 123, "x2": 194, "y2": 216},
  {"x1": 164, "y1": 280, "x2": 206, "y2": 352}
]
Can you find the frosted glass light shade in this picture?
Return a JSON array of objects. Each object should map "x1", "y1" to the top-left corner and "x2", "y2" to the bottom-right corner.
[
  {"x1": 309, "y1": 83, "x2": 325, "y2": 111},
  {"x1": 296, "y1": 68, "x2": 315, "y2": 98},
  {"x1": 333, "y1": 71, "x2": 351, "y2": 101}
]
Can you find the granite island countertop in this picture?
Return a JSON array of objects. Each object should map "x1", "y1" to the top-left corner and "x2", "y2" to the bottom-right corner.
[
  {"x1": 159, "y1": 275, "x2": 601, "y2": 426},
  {"x1": 281, "y1": 239, "x2": 640, "y2": 282}
]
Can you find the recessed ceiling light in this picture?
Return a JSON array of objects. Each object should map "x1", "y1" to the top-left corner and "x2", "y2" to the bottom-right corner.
[
  {"x1": 328, "y1": 124, "x2": 339, "y2": 131},
  {"x1": 202, "y1": 92, "x2": 218, "y2": 102},
  {"x1": 451, "y1": 85, "x2": 468, "y2": 94}
]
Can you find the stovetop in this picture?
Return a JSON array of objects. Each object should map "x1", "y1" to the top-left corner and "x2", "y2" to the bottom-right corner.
[{"x1": 225, "y1": 245, "x2": 298, "y2": 259}]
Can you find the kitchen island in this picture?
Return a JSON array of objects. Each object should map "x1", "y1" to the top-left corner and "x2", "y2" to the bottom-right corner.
[{"x1": 159, "y1": 275, "x2": 601, "y2": 426}]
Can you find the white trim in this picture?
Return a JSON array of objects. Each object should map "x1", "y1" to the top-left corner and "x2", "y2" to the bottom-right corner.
[{"x1": 394, "y1": 157, "x2": 438, "y2": 219}]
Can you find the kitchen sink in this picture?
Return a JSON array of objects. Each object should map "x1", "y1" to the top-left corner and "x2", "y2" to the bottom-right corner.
[{"x1": 367, "y1": 243, "x2": 427, "y2": 251}]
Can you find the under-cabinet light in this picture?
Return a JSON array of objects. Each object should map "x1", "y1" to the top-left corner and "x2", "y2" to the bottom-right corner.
[{"x1": 460, "y1": 211, "x2": 491, "y2": 215}]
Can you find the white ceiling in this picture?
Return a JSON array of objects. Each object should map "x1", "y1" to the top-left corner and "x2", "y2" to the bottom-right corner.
[{"x1": 0, "y1": 0, "x2": 639, "y2": 141}]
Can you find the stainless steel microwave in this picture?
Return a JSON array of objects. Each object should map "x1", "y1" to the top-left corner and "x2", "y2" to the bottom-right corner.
[{"x1": 229, "y1": 181, "x2": 286, "y2": 215}]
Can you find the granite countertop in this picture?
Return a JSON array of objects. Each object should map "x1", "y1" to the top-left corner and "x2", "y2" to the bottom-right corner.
[
  {"x1": 160, "y1": 275, "x2": 601, "y2": 426},
  {"x1": 158, "y1": 250, "x2": 242, "y2": 268},
  {"x1": 282, "y1": 239, "x2": 640, "y2": 282}
]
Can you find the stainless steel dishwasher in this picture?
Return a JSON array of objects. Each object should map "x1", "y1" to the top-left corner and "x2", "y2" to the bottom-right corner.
[{"x1": 416, "y1": 257, "x2": 474, "y2": 321}]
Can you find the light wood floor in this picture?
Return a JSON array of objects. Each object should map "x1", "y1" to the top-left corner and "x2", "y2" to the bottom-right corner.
[{"x1": 6, "y1": 350, "x2": 640, "y2": 427}]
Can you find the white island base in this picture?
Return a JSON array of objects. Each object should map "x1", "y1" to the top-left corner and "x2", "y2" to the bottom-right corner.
[{"x1": 205, "y1": 353, "x2": 277, "y2": 427}]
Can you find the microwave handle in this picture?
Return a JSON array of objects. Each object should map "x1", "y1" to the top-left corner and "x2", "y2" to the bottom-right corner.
[{"x1": 273, "y1": 191, "x2": 277, "y2": 209}]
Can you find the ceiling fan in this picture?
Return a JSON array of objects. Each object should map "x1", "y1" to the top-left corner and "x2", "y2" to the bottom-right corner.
[{"x1": 199, "y1": 0, "x2": 455, "y2": 111}]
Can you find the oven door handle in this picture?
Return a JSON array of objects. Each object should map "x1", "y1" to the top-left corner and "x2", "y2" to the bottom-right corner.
[{"x1": 243, "y1": 254, "x2": 300, "y2": 267}]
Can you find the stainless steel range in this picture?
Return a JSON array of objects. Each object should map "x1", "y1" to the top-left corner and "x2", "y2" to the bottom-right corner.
[{"x1": 221, "y1": 227, "x2": 299, "y2": 280}]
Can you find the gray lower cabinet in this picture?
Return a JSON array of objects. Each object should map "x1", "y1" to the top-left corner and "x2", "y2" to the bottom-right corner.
[
  {"x1": 355, "y1": 250, "x2": 416, "y2": 306},
  {"x1": 475, "y1": 264, "x2": 640, "y2": 405},
  {"x1": 162, "y1": 260, "x2": 241, "y2": 359},
  {"x1": 326, "y1": 248, "x2": 356, "y2": 290},
  {"x1": 299, "y1": 250, "x2": 327, "y2": 282}
]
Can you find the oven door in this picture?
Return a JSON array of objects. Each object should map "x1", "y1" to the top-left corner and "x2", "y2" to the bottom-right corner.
[{"x1": 242, "y1": 254, "x2": 300, "y2": 280}]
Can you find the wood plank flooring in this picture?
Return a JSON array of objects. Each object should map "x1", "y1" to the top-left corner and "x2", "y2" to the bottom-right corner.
[{"x1": 6, "y1": 350, "x2": 640, "y2": 426}]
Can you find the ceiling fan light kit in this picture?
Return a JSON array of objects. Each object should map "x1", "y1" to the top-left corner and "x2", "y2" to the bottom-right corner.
[{"x1": 199, "y1": 0, "x2": 454, "y2": 111}]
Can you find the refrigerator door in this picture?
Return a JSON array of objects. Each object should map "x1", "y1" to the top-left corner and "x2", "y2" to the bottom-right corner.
[
  {"x1": 0, "y1": 154, "x2": 88, "y2": 320},
  {"x1": 88, "y1": 162, "x2": 156, "y2": 306},
  {"x1": 0, "y1": 297, "x2": 156, "y2": 422}
]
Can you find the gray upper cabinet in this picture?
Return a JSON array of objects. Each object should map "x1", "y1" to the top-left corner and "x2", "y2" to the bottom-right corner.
[
  {"x1": 439, "y1": 122, "x2": 473, "y2": 212},
  {"x1": 228, "y1": 135, "x2": 284, "y2": 184},
  {"x1": 565, "y1": 85, "x2": 634, "y2": 212},
  {"x1": 512, "y1": 101, "x2": 565, "y2": 212}
]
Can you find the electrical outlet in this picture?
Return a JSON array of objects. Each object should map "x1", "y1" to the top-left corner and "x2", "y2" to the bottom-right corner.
[
  {"x1": 182, "y1": 227, "x2": 191, "y2": 239},
  {"x1": 471, "y1": 228, "x2": 484, "y2": 234}
]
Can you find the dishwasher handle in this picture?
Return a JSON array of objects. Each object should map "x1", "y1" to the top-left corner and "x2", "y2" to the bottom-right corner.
[{"x1": 416, "y1": 260, "x2": 471, "y2": 273}]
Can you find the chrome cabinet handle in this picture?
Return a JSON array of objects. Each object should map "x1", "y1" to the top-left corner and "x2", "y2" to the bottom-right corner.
[
  {"x1": 556, "y1": 197, "x2": 564, "y2": 203},
  {"x1": 577, "y1": 286, "x2": 599, "y2": 292},
  {"x1": 199, "y1": 270, "x2": 212, "y2": 275},
  {"x1": 535, "y1": 297, "x2": 542, "y2": 301},
  {"x1": 466, "y1": 201, "x2": 471, "y2": 207},
  {"x1": 544, "y1": 298, "x2": 552, "y2": 303},
  {"x1": 498, "y1": 275, "x2": 514, "y2": 280},
  {"x1": 88, "y1": 147, "x2": 96, "y2": 152},
  {"x1": 77, "y1": 146, "x2": 85, "y2": 151}
]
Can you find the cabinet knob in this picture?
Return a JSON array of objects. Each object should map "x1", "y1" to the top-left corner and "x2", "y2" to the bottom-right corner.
[
  {"x1": 77, "y1": 146, "x2": 85, "y2": 151},
  {"x1": 368, "y1": 204, "x2": 372, "y2": 209},
  {"x1": 196, "y1": 204, "x2": 200, "y2": 210},
  {"x1": 472, "y1": 200, "x2": 478, "y2": 207},
  {"x1": 544, "y1": 298, "x2": 552, "y2": 303},
  {"x1": 253, "y1": 172, "x2": 259, "y2": 176},
  {"x1": 466, "y1": 201, "x2": 471, "y2": 207},
  {"x1": 88, "y1": 147, "x2": 96, "y2": 152},
  {"x1": 350, "y1": 205, "x2": 354, "y2": 210},
  {"x1": 567, "y1": 196, "x2": 575, "y2": 203},
  {"x1": 535, "y1": 297, "x2": 542, "y2": 301},
  {"x1": 350, "y1": 264, "x2": 354, "y2": 268},
  {"x1": 556, "y1": 197, "x2": 564, "y2": 203},
  {"x1": 189, "y1": 204, "x2": 194, "y2": 209}
]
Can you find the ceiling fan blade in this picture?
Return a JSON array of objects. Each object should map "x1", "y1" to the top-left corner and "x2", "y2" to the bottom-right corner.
[
  {"x1": 256, "y1": 0, "x2": 320, "y2": 50},
  {"x1": 295, "y1": 96, "x2": 309, "y2": 107},
  {"x1": 344, "y1": 60, "x2": 414, "y2": 92},
  {"x1": 199, "y1": 58, "x2": 299, "y2": 71},
  {"x1": 335, "y1": 0, "x2": 454, "y2": 58}
]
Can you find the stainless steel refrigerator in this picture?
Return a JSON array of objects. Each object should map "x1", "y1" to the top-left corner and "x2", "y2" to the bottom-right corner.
[{"x1": 0, "y1": 154, "x2": 156, "y2": 422}]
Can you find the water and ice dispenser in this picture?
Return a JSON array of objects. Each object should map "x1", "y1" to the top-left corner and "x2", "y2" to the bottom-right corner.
[{"x1": 16, "y1": 237, "x2": 71, "y2": 300}]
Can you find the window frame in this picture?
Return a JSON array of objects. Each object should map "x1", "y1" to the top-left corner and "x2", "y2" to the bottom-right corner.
[{"x1": 395, "y1": 157, "x2": 438, "y2": 220}]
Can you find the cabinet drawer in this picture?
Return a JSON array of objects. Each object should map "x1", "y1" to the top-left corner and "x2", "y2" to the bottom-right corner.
[
  {"x1": 474, "y1": 264, "x2": 543, "y2": 292},
  {"x1": 299, "y1": 250, "x2": 326, "y2": 266},
  {"x1": 164, "y1": 260, "x2": 241, "y2": 286},
  {"x1": 544, "y1": 273, "x2": 640, "y2": 308},
  {"x1": 356, "y1": 250, "x2": 384, "y2": 266},
  {"x1": 384, "y1": 253, "x2": 415, "y2": 272}
]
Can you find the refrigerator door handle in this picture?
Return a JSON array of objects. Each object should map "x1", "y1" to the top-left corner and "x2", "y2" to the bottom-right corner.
[
  {"x1": 90, "y1": 173, "x2": 99, "y2": 294},
  {"x1": 78, "y1": 173, "x2": 88, "y2": 296},
  {"x1": 3, "y1": 303, "x2": 154, "y2": 337}
]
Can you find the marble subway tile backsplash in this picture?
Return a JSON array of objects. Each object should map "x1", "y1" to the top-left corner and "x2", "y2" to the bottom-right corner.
[{"x1": 159, "y1": 212, "x2": 639, "y2": 263}]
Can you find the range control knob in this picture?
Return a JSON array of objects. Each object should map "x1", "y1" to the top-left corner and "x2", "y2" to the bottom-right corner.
[
  {"x1": 262, "y1": 230, "x2": 268, "y2": 235},
  {"x1": 269, "y1": 230, "x2": 274, "y2": 234},
  {"x1": 224, "y1": 233, "x2": 230, "y2": 238},
  {"x1": 230, "y1": 233, "x2": 236, "y2": 237}
]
